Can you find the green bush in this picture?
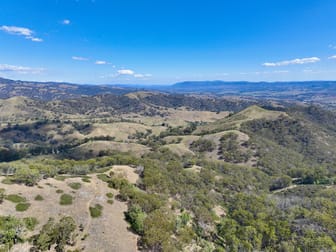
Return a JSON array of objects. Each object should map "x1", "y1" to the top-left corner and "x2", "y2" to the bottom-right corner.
[
  {"x1": 125, "y1": 204, "x2": 146, "y2": 234},
  {"x1": 0, "y1": 216, "x2": 24, "y2": 249},
  {"x1": 82, "y1": 177, "x2": 91, "y2": 183},
  {"x1": 106, "y1": 192, "x2": 114, "y2": 198},
  {"x1": 13, "y1": 167, "x2": 40, "y2": 186},
  {"x1": 89, "y1": 204, "x2": 103, "y2": 218},
  {"x1": 0, "y1": 188, "x2": 5, "y2": 203},
  {"x1": 68, "y1": 182, "x2": 81, "y2": 190},
  {"x1": 190, "y1": 138, "x2": 216, "y2": 153},
  {"x1": 5, "y1": 194, "x2": 26, "y2": 203},
  {"x1": 16, "y1": 203, "x2": 31, "y2": 212},
  {"x1": 60, "y1": 194, "x2": 73, "y2": 205},
  {"x1": 34, "y1": 195, "x2": 44, "y2": 201},
  {"x1": 31, "y1": 216, "x2": 76, "y2": 252}
]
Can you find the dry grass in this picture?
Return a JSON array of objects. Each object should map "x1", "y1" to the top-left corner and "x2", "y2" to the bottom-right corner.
[
  {"x1": 111, "y1": 165, "x2": 139, "y2": 184},
  {"x1": 125, "y1": 107, "x2": 229, "y2": 128},
  {"x1": 87, "y1": 122, "x2": 151, "y2": 141},
  {"x1": 75, "y1": 140, "x2": 150, "y2": 156},
  {"x1": 195, "y1": 105, "x2": 287, "y2": 134},
  {"x1": 0, "y1": 165, "x2": 139, "y2": 252}
]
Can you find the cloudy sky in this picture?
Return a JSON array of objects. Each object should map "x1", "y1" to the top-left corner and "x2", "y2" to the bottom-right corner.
[{"x1": 1, "y1": 0, "x2": 336, "y2": 84}]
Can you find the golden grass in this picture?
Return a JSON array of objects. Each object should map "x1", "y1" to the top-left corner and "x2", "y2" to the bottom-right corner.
[{"x1": 195, "y1": 105, "x2": 287, "y2": 134}]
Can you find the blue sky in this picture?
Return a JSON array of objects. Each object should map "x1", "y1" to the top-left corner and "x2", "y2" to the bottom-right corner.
[{"x1": 1, "y1": 0, "x2": 336, "y2": 84}]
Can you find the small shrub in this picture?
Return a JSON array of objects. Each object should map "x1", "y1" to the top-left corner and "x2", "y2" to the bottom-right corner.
[
  {"x1": 16, "y1": 203, "x2": 31, "y2": 212},
  {"x1": 56, "y1": 189, "x2": 64, "y2": 194},
  {"x1": 55, "y1": 176, "x2": 67, "y2": 181},
  {"x1": 68, "y1": 182, "x2": 81, "y2": 190},
  {"x1": 5, "y1": 194, "x2": 26, "y2": 203},
  {"x1": 107, "y1": 199, "x2": 114, "y2": 205},
  {"x1": 97, "y1": 174, "x2": 110, "y2": 182},
  {"x1": 34, "y1": 195, "x2": 44, "y2": 201},
  {"x1": 60, "y1": 194, "x2": 73, "y2": 205},
  {"x1": 106, "y1": 192, "x2": 114, "y2": 198},
  {"x1": 82, "y1": 177, "x2": 91, "y2": 183},
  {"x1": 89, "y1": 204, "x2": 103, "y2": 218},
  {"x1": 0, "y1": 188, "x2": 5, "y2": 203}
]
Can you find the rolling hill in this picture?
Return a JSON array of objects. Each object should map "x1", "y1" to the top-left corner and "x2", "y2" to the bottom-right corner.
[{"x1": 1, "y1": 85, "x2": 336, "y2": 251}]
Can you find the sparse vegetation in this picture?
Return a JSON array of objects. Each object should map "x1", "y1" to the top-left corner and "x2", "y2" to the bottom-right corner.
[
  {"x1": 218, "y1": 132, "x2": 251, "y2": 163},
  {"x1": 23, "y1": 217, "x2": 38, "y2": 231},
  {"x1": 31, "y1": 216, "x2": 76, "y2": 252},
  {"x1": 190, "y1": 138, "x2": 215, "y2": 153}
]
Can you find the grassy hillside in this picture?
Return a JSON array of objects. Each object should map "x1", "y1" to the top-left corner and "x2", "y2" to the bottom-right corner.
[
  {"x1": 194, "y1": 105, "x2": 286, "y2": 134},
  {"x1": 1, "y1": 93, "x2": 336, "y2": 251}
]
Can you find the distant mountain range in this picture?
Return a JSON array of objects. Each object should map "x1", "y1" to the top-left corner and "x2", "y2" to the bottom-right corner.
[
  {"x1": 168, "y1": 80, "x2": 336, "y2": 108},
  {"x1": 0, "y1": 77, "x2": 139, "y2": 100},
  {"x1": 1, "y1": 77, "x2": 336, "y2": 108}
]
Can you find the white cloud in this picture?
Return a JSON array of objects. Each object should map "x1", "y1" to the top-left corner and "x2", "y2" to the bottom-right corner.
[
  {"x1": 328, "y1": 55, "x2": 336, "y2": 60},
  {"x1": 0, "y1": 64, "x2": 44, "y2": 74},
  {"x1": 239, "y1": 70, "x2": 288, "y2": 75},
  {"x1": 95, "y1": 60, "x2": 107, "y2": 65},
  {"x1": 116, "y1": 69, "x2": 152, "y2": 78},
  {"x1": 262, "y1": 57, "x2": 320, "y2": 67},
  {"x1": 133, "y1": 74, "x2": 144, "y2": 78},
  {"x1": 30, "y1": 37, "x2": 43, "y2": 42},
  {"x1": 62, "y1": 19, "x2": 71, "y2": 25},
  {"x1": 134, "y1": 73, "x2": 152, "y2": 78},
  {"x1": 118, "y1": 69, "x2": 135, "y2": 75},
  {"x1": 0, "y1": 25, "x2": 43, "y2": 42},
  {"x1": 72, "y1": 56, "x2": 88, "y2": 61},
  {"x1": 0, "y1": 26, "x2": 32, "y2": 36},
  {"x1": 273, "y1": 70, "x2": 289, "y2": 73},
  {"x1": 216, "y1": 73, "x2": 229, "y2": 76}
]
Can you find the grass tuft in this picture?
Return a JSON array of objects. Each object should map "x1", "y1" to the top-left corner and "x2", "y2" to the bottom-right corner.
[
  {"x1": 89, "y1": 204, "x2": 103, "y2": 218},
  {"x1": 34, "y1": 195, "x2": 44, "y2": 201},
  {"x1": 16, "y1": 203, "x2": 31, "y2": 212},
  {"x1": 60, "y1": 194, "x2": 73, "y2": 205},
  {"x1": 68, "y1": 182, "x2": 82, "y2": 190},
  {"x1": 5, "y1": 194, "x2": 26, "y2": 203}
]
